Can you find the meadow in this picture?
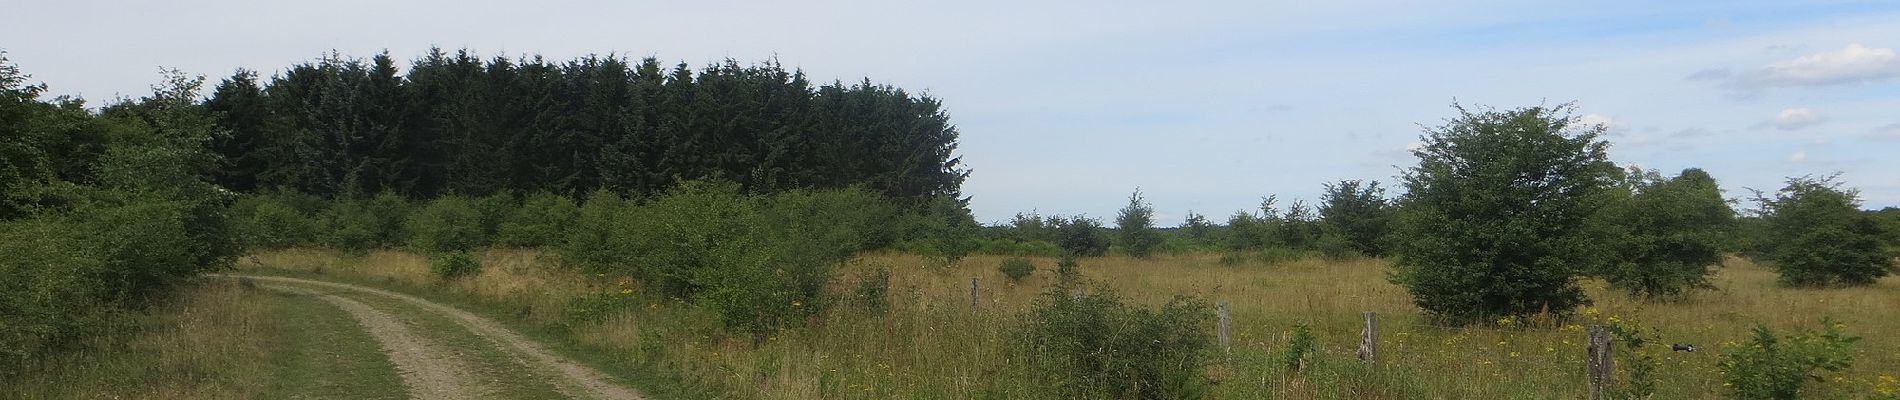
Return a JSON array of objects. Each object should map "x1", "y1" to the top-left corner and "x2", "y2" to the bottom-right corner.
[{"x1": 240, "y1": 249, "x2": 1900, "y2": 399}]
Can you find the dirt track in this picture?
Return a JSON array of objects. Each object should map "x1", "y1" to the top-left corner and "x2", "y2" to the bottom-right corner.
[
  {"x1": 261, "y1": 284, "x2": 489, "y2": 399},
  {"x1": 237, "y1": 275, "x2": 645, "y2": 400}
]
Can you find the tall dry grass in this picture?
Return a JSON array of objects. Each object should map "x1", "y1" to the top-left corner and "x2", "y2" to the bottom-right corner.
[
  {"x1": 6, "y1": 280, "x2": 279, "y2": 399},
  {"x1": 241, "y1": 249, "x2": 1900, "y2": 399}
]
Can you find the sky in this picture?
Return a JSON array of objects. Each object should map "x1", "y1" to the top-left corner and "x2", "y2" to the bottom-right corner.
[{"x1": 6, "y1": 0, "x2": 1899, "y2": 225}]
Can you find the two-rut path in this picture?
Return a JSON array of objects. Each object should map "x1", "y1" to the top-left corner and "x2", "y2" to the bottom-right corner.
[{"x1": 225, "y1": 274, "x2": 646, "y2": 400}]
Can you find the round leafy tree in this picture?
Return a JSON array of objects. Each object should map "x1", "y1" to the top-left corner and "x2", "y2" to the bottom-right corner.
[
  {"x1": 1753, "y1": 175, "x2": 1895, "y2": 287},
  {"x1": 1391, "y1": 103, "x2": 1620, "y2": 322}
]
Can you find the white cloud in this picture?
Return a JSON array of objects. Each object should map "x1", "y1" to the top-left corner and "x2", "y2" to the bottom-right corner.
[
  {"x1": 1771, "y1": 107, "x2": 1821, "y2": 130},
  {"x1": 1732, "y1": 44, "x2": 1900, "y2": 88},
  {"x1": 1787, "y1": 151, "x2": 1807, "y2": 163}
]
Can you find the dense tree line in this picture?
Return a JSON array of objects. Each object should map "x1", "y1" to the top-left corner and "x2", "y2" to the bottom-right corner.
[
  {"x1": 205, "y1": 49, "x2": 967, "y2": 204},
  {"x1": 2, "y1": 54, "x2": 237, "y2": 375}
]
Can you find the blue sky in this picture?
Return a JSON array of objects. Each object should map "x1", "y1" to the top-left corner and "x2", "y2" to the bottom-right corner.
[{"x1": 6, "y1": 0, "x2": 1898, "y2": 224}]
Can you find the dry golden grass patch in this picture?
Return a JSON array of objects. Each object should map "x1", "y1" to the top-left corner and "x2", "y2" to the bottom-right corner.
[{"x1": 242, "y1": 249, "x2": 1899, "y2": 399}]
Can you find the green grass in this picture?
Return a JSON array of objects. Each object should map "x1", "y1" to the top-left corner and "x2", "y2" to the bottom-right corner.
[
  {"x1": 3, "y1": 280, "x2": 406, "y2": 399},
  {"x1": 259, "y1": 288, "x2": 407, "y2": 399}
]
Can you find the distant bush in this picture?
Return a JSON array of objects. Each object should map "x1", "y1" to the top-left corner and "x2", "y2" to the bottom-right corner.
[
  {"x1": 231, "y1": 194, "x2": 321, "y2": 249},
  {"x1": 406, "y1": 196, "x2": 487, "y2": 253},
  {"x1": 1021, "y1": 284, "x2": 1214, "y2": 399},
  {"x1": 429, "y1": 251, "x2": 482, "y2": 280},
  {"x1": 496, "y1": 191, "x2": 578, "y2": 248},
  {"x1": 1050, "y1": 215, "x2": 1109, "y2": 257},
  {"x1": 611, "y1": 180, "x2": 888, "y2": 338},
  {"x1": 1751, "y1": 175, "x2": 1895, "y2": 287},
  {"x1": 999, "y1": 257, "x2": 1035, "y2": 281},
  {"x1": 1318, "y1": 179, "x2": 1394, "y2": 257},
  {"x1": 560, "y1": 190, "x2": 625, "y2": 273},
  {"x1": 1116, "y1": 188, "x2": 1162, "y2": 258},
  {"x1": 1599, "y1": 168, "x2": 1732, "y2": 300},
  {"x1": 1718, "y1": 320, "x2": 1859, "y2": 400},
  {"x1": 322, "y1": 193, "x2": 410, "y2": 253}
]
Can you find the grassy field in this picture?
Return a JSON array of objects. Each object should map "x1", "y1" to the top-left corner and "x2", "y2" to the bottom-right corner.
[
  {"x1": 237, "y1": 249, "x2": 1899, "y2": 399},
  {"x1": 4, "y1": 279, "x2": 406, "y2": 399}
]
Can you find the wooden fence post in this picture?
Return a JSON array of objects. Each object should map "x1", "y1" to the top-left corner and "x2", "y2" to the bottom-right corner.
[
  {"x1": 1587, "y1": 325, "x2": 1614, "y2": 400},
  {"x1": 969, "y1": 277, "x2": 980, "y2": 308},
  {"x1": 1357, "y1": 312, "x2": 1378, "y2": 364},
  {"x1": 1216, "y1": 302, "x2": 1232, "y2": 355}
]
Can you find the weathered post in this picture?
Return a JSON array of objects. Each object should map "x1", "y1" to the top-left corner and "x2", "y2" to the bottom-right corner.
[
  {"x1": 1587, "y1": 325, "x2": 1615, "y2": 400},
  {"x1": 1216, "y1": 302, "x2": 1232, "y2": 355},
  {"x1": 1357, "y1": 312, "x2": 1378, "y2": 364},
  {"x1": 969, "y1": 277, "x2": 980, "y2": 308}
]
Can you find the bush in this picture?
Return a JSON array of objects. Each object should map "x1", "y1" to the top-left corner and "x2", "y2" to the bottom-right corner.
[
  {"x1": 1318, "y1": 179, "x2": 1393, "y2": 257},
  {"x1": 429, "y1": 251, "x2": 482, "y2": 280},
  {"x1": 1752, "y1": 175, "x2": 1895, "y2": 287},
  {"x1": 496, "y1": 191, "x2": 578, "y2": 247},
  {"x1": 611, "y1": 180, "x2": 883, "y2": 338},
  {"x1": 1717, "y1": 320, "x2": 1859, "y2": 399},
  {"x1": 1599, "y1": 168, "x2": 1732, "y2": 299},
  {"x1": 999, "y1": 257, "x2": 1035, "y2": 281},
  {"x1": 322, "y1": 193, "x2": 410, "y2": 253},
  {"x1": 406, "y1": 196, "x2": 487, "y2": 253},
  {"x1": 1051, "y1": 215, "x2": 1109, "y2": 257},
  {"x1": 231, "y1": 194, "x2": 321, "y2": 249},
  {"x1": 1022, "y1": 284, "x2": 1214, "y2": 399},
  {"x1": 1390, "y1": 104, "x2": 1618, "y2": 322},
  {"x1": 1282, "y1": 323, "x2": 1316, "y2": 373},
  {"x1": 1116, "y1": 188, "x2": 1162, "y2": 258},
  {"x1": 560, "y1": 190, "x2": 625, "y2": 273}
]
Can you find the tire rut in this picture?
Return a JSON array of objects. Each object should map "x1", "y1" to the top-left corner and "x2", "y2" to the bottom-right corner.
[
  {"x1": 234, "y1": 275, "x2": 646, "y2": 400},
  {"x1": 260, "y1": 284, "x2": 490, "y2": 400}
]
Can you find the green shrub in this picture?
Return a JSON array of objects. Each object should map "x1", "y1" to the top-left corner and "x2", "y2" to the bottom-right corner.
[
  {"x1": 1318, "y1": 179, "x2": 1394, "y2": 257},
  {"x1": 1717, "y1": 320, "x2": 1859, "y2": 399},
  {"x1": 611, "y1": 180, "x2": 882, "y2": 338},
  {"x1": 232, "y1": 195, "x2": 320, "y2": 249},
  {"x1": 323, "y1": 193, "x2": 411, "y2": 253},
  {"x1": 1116, "y1": 188, "x2": 1162, "y2": 258},
  {"x1": 1022, "y1": 284, "x2": 1214, "y2": 399},
  {"x1": 560, "y1": 190, "x2": 625, "y2": 273},
  {"x1": 406, "y1": 196, "x2": 486, "y2": 253},
  {"x1": 1599, "y1": 168, "x2": 1732, "y2": 300},
  {"x1": 1283, "y1": 323, "x2": 1316, "y2": 373},
  {"x1": 496, "y1": 191, "x2": 578, "y2": 247},
  {"x1": 1391, "y1": 104, "x2": 1618, "y2": 322},
  {"x1": 430, "y1": 251, "x2": 482, "y2": 280},
  {"x1": 999, "y1": 257, "x2": 1035, "y2": 281},
  {"x1": 1051, "y1": 215, "x2": 1109, "y2": 257},
  {"x1": 1752, "y1": 175, "x2": 1895, "y2": 287},
  {"x1": 1606, "y1": 318, "x2": 1662, "y2": 398}
]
